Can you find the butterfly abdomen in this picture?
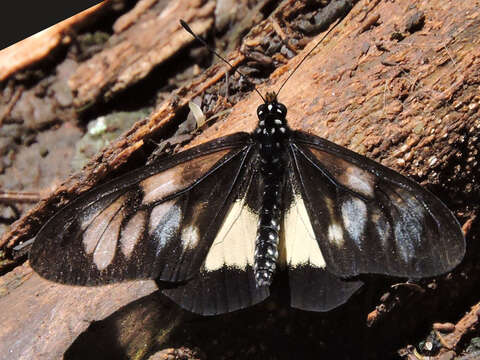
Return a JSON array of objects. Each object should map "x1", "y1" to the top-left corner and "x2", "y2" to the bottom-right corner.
[{"x1": 254, "y1": 99, "x2": 289, "y2": 286}]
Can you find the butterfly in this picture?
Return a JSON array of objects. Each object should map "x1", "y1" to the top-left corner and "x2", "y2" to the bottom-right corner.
[{"x1": 29, "y1": 20, "x2": 465, "y2": 316}]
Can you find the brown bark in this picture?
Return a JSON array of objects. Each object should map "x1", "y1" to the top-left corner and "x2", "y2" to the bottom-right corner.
[{"x1": 0, "y1": 0, "x2": 479, "y2": 359}]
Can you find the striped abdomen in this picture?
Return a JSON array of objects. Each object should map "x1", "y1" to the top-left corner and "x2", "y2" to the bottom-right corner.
[
  {"x1": 254, "y1": 172, "x2": 283, "y2": 286},
  {"x1": 253, "y1": 98, "x2": 289, "y2": 287}
]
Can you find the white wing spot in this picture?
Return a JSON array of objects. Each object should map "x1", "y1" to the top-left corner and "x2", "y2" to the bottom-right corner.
[
  {"x1": 93, "y1": 209, "x2": 124, "y2": 270},
  {"x1": 328, "y1": 223, "x2": 344, "y2": 247},
  {"x1": 83, "y1": 195, "x2": 125, "y2": 255},
  {"x1": 181, "y1": 225, "x2": 201, "y2": 250},
  {"x1": 205, "y1": 199, "x2": 257, "y2": 271},
  {"x1": 120, "y1": 211, "x2": 146, "y2": 258},
  {"x1": 344, "y1": 168, "x2": 375, "y2": 197},
  {"x1": 149, "y1": 200, "x2": 176, "y2": 235},
  {"x1": 151, "y1": 203, "x2": 182, "y2": 253},
  {"x1": 341, "y1": 197, "x2": 367, "y2": 248},
  {"x1": 141, "y1": 172, "x2": 178, "y2": 205},
  {"x1": 282, "y1": 194, "x2": 326, "y2": 268}
]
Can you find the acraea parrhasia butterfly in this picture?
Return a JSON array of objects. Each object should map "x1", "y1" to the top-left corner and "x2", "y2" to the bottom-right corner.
[{"x1": 29, "y1": 20, "x2": 465, "y2": 316}]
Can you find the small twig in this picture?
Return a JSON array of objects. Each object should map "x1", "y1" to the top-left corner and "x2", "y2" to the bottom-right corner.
[
  {"x1": 0, "y1": 190, "x2": 43, "y2": 204},
  {"x1": 461, "y1": 214, "x2": 477, "y2": 236},
  {"x1": 270, "y1": 18, "x2": 287, "y2": 41},
  {"x1": 434, "y1": 330, "x2": 452, "y2": 350},
  {"x1": 0, "y1": 86, "x2": 23, "y2": 126},
  {"x1": 443, "y1": 43, "x2": 458, "y2": 69}
]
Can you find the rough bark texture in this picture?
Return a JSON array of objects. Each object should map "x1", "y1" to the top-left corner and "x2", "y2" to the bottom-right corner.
[{"x1": 0, "y1": 0, "x2": 479, "y2": 359}]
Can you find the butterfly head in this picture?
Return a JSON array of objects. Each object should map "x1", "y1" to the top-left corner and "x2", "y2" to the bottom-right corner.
[
  {"x1": 255, "y1": 92, "x2": 289, "y2": 140},
  {"x1": 257, "y1": 92, "x2": 287, "y2": 122}
]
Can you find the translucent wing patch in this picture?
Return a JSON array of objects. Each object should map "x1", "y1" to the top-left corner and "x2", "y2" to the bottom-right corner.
[
  {"x1": 30, "y1": 133, "x2": 254, "y2": 285},
  {"x1": 140, "y1": 149, "x2": 230, "y2": 205},
  {"x1": 288, "y1": 131, "x2": 465, "y2": 279}
]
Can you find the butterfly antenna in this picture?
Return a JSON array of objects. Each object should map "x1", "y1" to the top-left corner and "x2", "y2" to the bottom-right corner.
[
  {"x1": 180, "y1": 20, "x2": 266, "y2": 102},
  {"x1": 275, "y1": 16, "x2": 345, "y2": 98}
]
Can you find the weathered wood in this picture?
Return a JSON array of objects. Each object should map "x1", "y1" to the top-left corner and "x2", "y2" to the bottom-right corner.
[
  {"x1": 68, "y1": 0, "x2": 216, "y2": 108},
  {"x1": 0, "y1": 262, "x2": 159, "y2": 359},
  {"x1": 0, "y1": 0, "x2": 479, "y2": 359},
  {"x1": 0, "y1": 2, "x2": 110, "y2": 82}
]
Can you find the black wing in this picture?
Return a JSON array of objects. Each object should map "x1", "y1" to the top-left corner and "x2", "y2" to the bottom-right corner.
[
  {"x1": 287, "y1": 130, "x2": 465, "y2": 279},
  {"x1": 281, "y1": 173, "x2": 363, "y2": 312},
  {"x1": 31, "y1": 133, "x2": 255, "y2": 285},
  {"x1": 31, "y1": 132, "x2": 270, "y2": 315},
  {"x1": 163, "y1": 163, "x2": 269, "y2": 315}
]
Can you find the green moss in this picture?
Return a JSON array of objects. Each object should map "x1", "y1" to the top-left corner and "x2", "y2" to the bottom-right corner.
[{"x1": 71, "y1": 109, "x2": 151, "y2": 170}]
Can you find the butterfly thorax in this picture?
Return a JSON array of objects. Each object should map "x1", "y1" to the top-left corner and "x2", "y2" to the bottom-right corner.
[{"x1": 253, "y1": 99, "x2": 289, "y2": 287}]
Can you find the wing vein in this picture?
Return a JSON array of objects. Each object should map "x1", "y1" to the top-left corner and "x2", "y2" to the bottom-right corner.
[{"x1": 170, "y1": 146, "x2": 254, "y2": 281}]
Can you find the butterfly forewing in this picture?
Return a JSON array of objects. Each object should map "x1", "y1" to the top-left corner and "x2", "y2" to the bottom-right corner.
[
  {"x1": 163, "y1": 158, "x2": 270, "y2": 315},
  {"x1": 281, "y1": 173, "x2": 363, "y2": 311},
  {"x1": 288, "y1": 131, "x2": 465, "y2": 279},
  {"x1": 30, "y1": 133, "x2": 253, "y2": 285}
]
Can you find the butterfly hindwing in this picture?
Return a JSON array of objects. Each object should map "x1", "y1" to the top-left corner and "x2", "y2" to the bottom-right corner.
[
  {"x1": 30, "y1": 133, "x2": 254, "y2": 285},
  {"x1": 287, "y1": 130, "x2": 465, "y2": 279},
  {"x1": 163, "y1": 157, "x2": 270, "y2": 315}
]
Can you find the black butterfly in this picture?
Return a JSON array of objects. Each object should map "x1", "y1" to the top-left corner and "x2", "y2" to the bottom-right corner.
[{"x1": 29, "y1": 21, "x2": 465, "y2": 316}]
